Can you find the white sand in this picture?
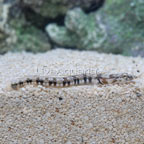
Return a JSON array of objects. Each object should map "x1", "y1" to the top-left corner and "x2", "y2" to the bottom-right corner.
[{"x1": 0, "y1": 49, "x2": 144, "y2": 144}]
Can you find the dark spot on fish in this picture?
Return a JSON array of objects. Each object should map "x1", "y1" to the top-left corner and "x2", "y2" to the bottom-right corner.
[
  {"x1": 26, "y1": 79, "x2": 32, "y2": 83},
  {"x1": 59, "y1": 97, "x2": 63, "y2": 100},
  {"x1": 54, "y1": 81, "x2": 57, "y2": 86},
  {"x1": 83, "y1": 76, "x2": 87, "y2": 83},
  {"x1": 76, "y1": 78, "x2": 80, "y2": 84},
  {"x1": 11, "y1": 83, "x2": 18, "y2": 89},
  {"x1": 63, "y1": 81, "x2": 66, "y2": 86},
  {"x1": 72, "y1": 76, "x2": 77, "y2": 84},
  {"x1": 88, "y1": 77, "x2": 92, "y2": 83},
  {"x1": 19, "y1": 81, "x2": 23, "y2": 85},
  {"x1": 49, "y1": 81, "x2": 53, "y2": 86},
  {"x1": 67, "y1": 81, "x2": 71, "y2": 86},
  {"x1": 39, "y1": 79, "x2": 44, "y2": 85},
  {"x1": 36, "y1": 79, "x2": 44, "y2": 85},
  {"x1": 97, "y1": 77, "x2": 103, "y2": 84}
]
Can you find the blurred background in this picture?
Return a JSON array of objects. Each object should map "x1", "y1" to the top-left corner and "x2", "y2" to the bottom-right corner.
[{"x1": 0, "y1": 0, "x2": 144, "y2": 57}]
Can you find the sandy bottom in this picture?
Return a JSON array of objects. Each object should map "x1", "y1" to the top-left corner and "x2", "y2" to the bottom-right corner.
[{"x1": 0, "y1": 49, "x2": 144, "y2": 144}]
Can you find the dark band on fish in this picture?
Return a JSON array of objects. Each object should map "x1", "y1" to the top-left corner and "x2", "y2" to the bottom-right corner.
[{"x1": 10, "y1": 73, "x2": 136, "y2": 90}]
